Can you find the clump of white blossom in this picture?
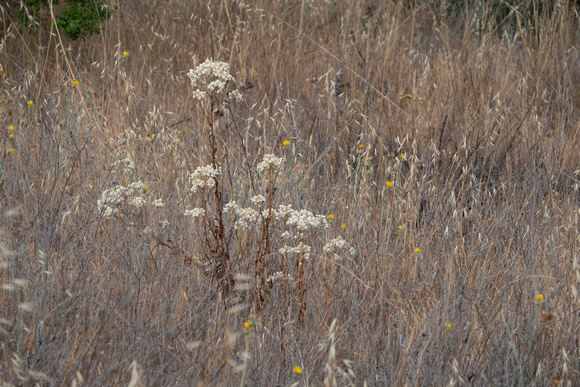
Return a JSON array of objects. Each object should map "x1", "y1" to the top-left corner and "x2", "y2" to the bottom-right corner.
[
  {"x1": 279, "y1": 242, "x2": 312, "y2": 260},
  {"x1": 97, "y1": 181, "x2": 146, "y2": 219},
  {"x1": 190, "y1": 164, "x2": 222, "y2": 194},
  {"x1": 152, "y1": 198, "x2": 165, "y2": 207},
  {"x1": 185, "y1": 208, "x2": 205, "y2": 218},
  {"x1": 187, "y1": 59, "x2": 243, "y2": 101},
  {"x1": 266, "y1": 271, "x2": 294, "y2": 283},
  {"x1": 111, "y1": 158, "x2": 135, "y2": 174},
  {"x1": 257, "y1": 154, "x2": 284, "y2": 174},
  {"x1": 250, "y1": 194, "x2": 266, "y2": 204},
  {"x1": 323, "y1": 236, "x2": 355, "y2": 261},
  {"x1": 224, "y1": 201, "x2": 260, "y2": 232}
]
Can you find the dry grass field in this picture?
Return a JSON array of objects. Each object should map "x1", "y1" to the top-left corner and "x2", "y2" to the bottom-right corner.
[{"x1": 1, "y1": 0, "x2": 580, "y2": 385}]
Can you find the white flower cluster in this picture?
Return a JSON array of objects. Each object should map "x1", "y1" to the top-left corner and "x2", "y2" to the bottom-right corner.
[
  {"x1": 266, "y1": 271, "x2": 294, "y2": 283},
  {"x1": 256, "y1": 154, "x2": 284, "y2": 174},
  {"x1": 111, "y1": 158, "x2": 135, "y2": 174},
  {"x1": 97, "y1": 181, "x2": 146, "y2": 219},
  {"x1": 185, "y1": 208, "x2": 205, "y2": 218},
  {"x1": 323, "y1": 236, "x2": 355, "y2": 261},
  {"x1": 286, "y1": 209, "x2": 328, "y2": 231},
  {"x1": 152, "y1": 198, "x2": 165, "y2": 207},
  {"x1": 250, "y1": 194, "x2": 266, "y2": 204},
  {"x1": 229, "y1": 89, "x2": 243, "y2": 102},
  {"x1": 187, "y1": 59, "x2": 243, "y2": 101},
  {"x1": 279, "y1": 242, "x2": 311, "y2": 259},
  {"x1": 224, "y1": 201, "x2": 259, "y2": 232},
  {"x1": 190, "y1": 164, "x2": 222, "y2": 194}
]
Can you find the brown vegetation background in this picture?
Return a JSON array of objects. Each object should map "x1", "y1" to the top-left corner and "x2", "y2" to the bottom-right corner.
[{"x1": 1, "y1": 0, "x2": 579, "y2": 385}]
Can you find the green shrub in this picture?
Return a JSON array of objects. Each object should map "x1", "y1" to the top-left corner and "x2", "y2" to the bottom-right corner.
[{"x1": 17, "y1": 0, "x2": 114, "y2": 40}]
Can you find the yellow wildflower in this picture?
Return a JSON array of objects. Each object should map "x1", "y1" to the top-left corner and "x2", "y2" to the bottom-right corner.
[
  {"x1": 400, "y1": 153, "x2": 406, "y2": 158},
  {"x1": 293, "y1": 366, "x2": 303, "y2": 375},
  {"x1": 72, "y1": 80, "x2": 79, "y2": 86},
  {"x1": 537, "y1": 294, "x2": 544, "y2": 303},
  {"x1": 386, "y1": 181, "x2": 393, "y2": 187},
  {"x1": 123, "y1": 51, "x2": 129, "y2": 56},
  {"x1": 327, "y1": 215, "x2": 334, "y2": 220},
  {"x1": 414, "y1": 248, "x2": 421, "y2": 253},
  {"x1": 283, "y1": 140, "x2": 290, "y2": 146},
  {"x1": 359, "y1": 144, "x2": 365, "y2": 150},
  {"x1": 341, "y1": 224, "x2": 346, "y2": 229},
  {"x1": 8, "y1": 126, "x2": 14, "y2": 130},
  {"x1": 27, "y1": 100, "x2": 33, "y2": 106}
]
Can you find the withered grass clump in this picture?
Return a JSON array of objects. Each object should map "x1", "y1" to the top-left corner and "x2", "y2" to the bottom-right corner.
[{"x1": 0, "y1": 1, "x2": 579, "y2": 385}]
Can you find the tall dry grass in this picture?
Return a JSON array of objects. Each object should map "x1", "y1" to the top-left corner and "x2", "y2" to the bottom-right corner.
[{"x1": 0, "y1": 0, "x2": 579, "y2": 385}]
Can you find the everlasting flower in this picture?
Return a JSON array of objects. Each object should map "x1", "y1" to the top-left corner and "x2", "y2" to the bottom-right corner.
[
  {"x1": 293, "y1": 366, "x2": 303, "y2": 375},
  {"x1": 187, "y1": 59, "x2": 237, "y2": 99},
  {"x1": 185, "y1": 208, "x2": 205, "y2": 218},
  {"x1": 257, "y1": 154, "x2": 284, "y2": 174},
  {"x1": 189, "y1": 164, "x2": 222, "y2": 194},
  {"x1": 359, "y1": 144, "x2": 365, "y2": 150},
  {"x1": 386, "y1": 181, "x2": 393, "y2": 187},
  {"x1": 72, "y1": 80, "x2": 79, "y2": 86},
  {"x1": 398, "y1": 225, "x2": 403, "y2": 230},
  {"x1": 152, "y1": 198, "x2": 165, "y2": 207},
  {"x1": 341, "y1": 224, "x2": 347, "y2": 229},
  {"x1": 9, "y1": 148, "x2": 13, "y2": 153},
  {"x1": 283, "y1": 140, "x2": 290, "y2": 146},
  {"x1": 415, "y1": 248, "x2": 421, "y2": 253},
  {"x1": 123, "y1": 51, "x2": 129, "y2": 56},
  {"x1": 27, "y1": 100, "x2": 33, "y2": 106},
  {"x1": 446, "y1": 323, "x2": 451, "y2": 329},
  {"x1": 250, "y1": 194, "x2": 266, "y2": 204},
  {"x1": 537, "y1": 294, "x2": 544, "y2": 303},
  {"x1": 400, "y1": 153, "x2": 406, "y2": 158},
  {"x1": 8, "y1": 126, "x2": 14, "y2": 130},
  {"x1": 327, "y1": 214, "x2": 334, "y2": 220},
  {"x1": 267, "y1": 271, "x2": 294, "y2": 283}
]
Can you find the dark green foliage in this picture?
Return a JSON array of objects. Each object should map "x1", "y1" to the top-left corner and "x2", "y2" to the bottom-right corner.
[
  {"x1": 444, "y1": 0, "x2": 579, "y2": 35},
  {"x1": 18, "y1": 0, "x2": 114, "y2": 40}
]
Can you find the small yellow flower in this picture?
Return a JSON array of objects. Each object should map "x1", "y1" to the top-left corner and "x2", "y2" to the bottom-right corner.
[
  {"x1": 0, "y1": 67, "x2": 3, "y2": 72},
  {"x1": 151, "y1": 134, "x2": 155, "y2": 139},
  {"x1": 244, "y1": 320, "x2": 254, "y2": 330},
  {"x1": 341, "y1": 224, "x2": 347, "y2": 229},
  {"x1": 9, "y1": 134, "x2": 13, "y2": 139},
  {"x1": 143, "y1": 185, "x2": 148, "y2": 192},
  {"x1": 8, "y1": 148, "x2": 13, "y2": 153},
  {"x1": 414, "y1": 248, "x2": 421, "y2": 253},
  {"x1": 27, "y1": 100, "x2": 33, "y2": 106},
  {"x1": 293, "y1": 366, "x2": 303, "y2": 375},
  {"x1": 72, "y1": 80, "x2": 79, "y2": 86},
  {"x1": 327, "y1": 215, "x2": 334, "y2": 220},
  {"x1": 446, "y1": 323, "x2": 451, "y2": 329},
  {"x1": 537, "y1": 294, "x2": 544, "y2": 303},
  {"x1": 233, "y1": 188, "x2": 236, "y2": 193},
  {"x1": 283, "y1": 140, "x2": 290, "y2": 146},
  {"x1": 400, "y1": 153, "x2": 406, "y2": 158},
  {"x1": 123, "y1": 51, "x2": 129, "y2": 56},
  {"x1": 8, "y1": 126, "x2": 14, "y2": 130},
  {"x1": 359, "y1": 144, "x2": 365, "y2": 150},
  {"x1": 386, "y1": 181, "x2": 393, "y2": 187},
  {"x1": 398, "y1": 225, "x2": 403, "y2": 229}
]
